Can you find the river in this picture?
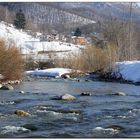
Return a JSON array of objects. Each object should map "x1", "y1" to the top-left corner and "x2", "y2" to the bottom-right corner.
[{"x1": 0, "y1": 78, "x2": 140, "y2": 138}]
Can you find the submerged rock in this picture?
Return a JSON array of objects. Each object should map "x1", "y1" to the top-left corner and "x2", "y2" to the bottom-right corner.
[
  {"x1": 15, "y1": 110, "x2": 30, "y2": 117},
  {"x1": 51, "y1": 96, "x2": 62, "y2": 100},
  {"x1": 19, "y1": 91, "x2": 25, "y2": 94},
  {"x1": 61, "y1": 94, "x2": 76, "y2": 100},
  {"x1": 56, "y1": 109, "x2": 81, "y2": 114},
  {"x1": 81, "y1": 92, "x2": 91, "y2": 96},
  {"x1": 77, "y1": 79, "x2": 80, "y2": 82},
  {"x1": 22, "y1": 124, "x2": 38, "y2": 131},
  {"x1": 106, "y1": 125, "x2": 125, "y2": 131},
  {"x1": 0, "y1": 84, "x2": 14, "y2": 90},
  {"x1": 112, "y1": 92, "x2": 126, "y2": 96}
]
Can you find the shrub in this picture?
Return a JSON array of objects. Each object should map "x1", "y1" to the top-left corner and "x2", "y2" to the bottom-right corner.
[
  {"x1": 0, "y1": 39, "x2": 23, "y2": 81},
  {"x1": 76, "y1": 44, "x2": 117, "y2": 72},
  {"x1": 53, "y1": 43, "x2": 117, "y2": 73}
]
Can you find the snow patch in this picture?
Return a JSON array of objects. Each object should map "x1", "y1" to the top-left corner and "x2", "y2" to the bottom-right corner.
[
  {"x1": 113, "y1": 61, "x2": 140, "y2": 82},
  {"x1": 26, "y1": 68, "x2": 72, "y2": 78}
]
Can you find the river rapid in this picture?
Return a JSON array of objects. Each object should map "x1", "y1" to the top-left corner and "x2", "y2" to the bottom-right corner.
[{"x1": 0, "y1": 78, "x2": 140, "y2": 138}]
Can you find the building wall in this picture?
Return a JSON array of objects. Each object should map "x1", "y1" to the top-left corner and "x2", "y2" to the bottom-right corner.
[{"x1": 72, "y1": 37, "x2": 87, "y2": 45}]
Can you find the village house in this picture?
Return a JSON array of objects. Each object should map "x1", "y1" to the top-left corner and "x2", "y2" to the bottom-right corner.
[{"x1": 72, "y1": 36, "x2": 88, "y2": 45}]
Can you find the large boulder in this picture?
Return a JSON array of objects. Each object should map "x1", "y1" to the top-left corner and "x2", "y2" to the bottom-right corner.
[
  {"x1": 61, "y1": 94, "x2": 76, "y2": 100},
  {"x1": 15, "y1": 110, "x2": 30, "y2": 117},
  {"x1": 0, "y1": 84, "x2": 14, "y2": 90}
]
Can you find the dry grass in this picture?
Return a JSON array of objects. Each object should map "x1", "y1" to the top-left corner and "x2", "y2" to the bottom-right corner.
[
  {"x1": 53, "y1": 43, "x2": 117, "y2": 73},
  {"x1": 0, "y1": 39, "x2": 23, "y2": 81}
]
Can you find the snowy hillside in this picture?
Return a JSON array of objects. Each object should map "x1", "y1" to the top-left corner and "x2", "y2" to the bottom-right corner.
[
  {"x1": 0, "y1": 21, "x2": 39, "y2": 53},
  {"x1": 0, "y1": 21, "x2": 84, "y2": 61}
]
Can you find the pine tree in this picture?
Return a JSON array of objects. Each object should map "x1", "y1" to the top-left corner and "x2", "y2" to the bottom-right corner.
[
  {"x1": 14, "y1": 9, "x2": 26, "y2": 29},
  {"x1": 74, "y1": 28, "x2": 82, "y2": 36}
]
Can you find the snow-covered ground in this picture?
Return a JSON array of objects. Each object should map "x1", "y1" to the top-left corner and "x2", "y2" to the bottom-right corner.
[
  {"x1": 26, "y1": 68, "x2": 72, "y2": 78},
  {"x1": 0, "y1": 21, "x2": 84, "y2": 61},
  {"x1": 24, "y1": 41, "x2": 84, "y2": 61},
  {"x1": 113, "y1": 61, "x2": 140, "y2": 83},
  {"x1": 0, "y1": 21, "x2": 39, "y2": 53}
]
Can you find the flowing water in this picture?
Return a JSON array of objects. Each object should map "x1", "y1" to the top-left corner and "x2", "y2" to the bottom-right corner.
[{"x1": 0, "y1": 78, "x2": 140, "y2": 138}]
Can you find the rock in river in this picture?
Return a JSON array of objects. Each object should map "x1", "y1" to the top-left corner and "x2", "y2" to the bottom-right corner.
[
  {"x1": 19, "y1": 91, "x2": 25, "y2": 94},
  {"x1": 56, "y1": 109, "x2": 81, "y2": 114},
  {"x1": 22, "y1": 124, "x2": 38, "y2": 131},
  {"x1": 106, "y1": 125, "x2": 125, "y2": 131},
  {"x1": 15, "y1": 110, "x2": 30, "y2": 117},
  {"x1": 0, "y1": 84, "x2": 14, "y2": 90},
  {"x1": 81, "y1": 92, "x2": 91, "y2": 96},
  {"x1": 61, "y1": 94, "x2": 76, "y2": 100},
  {"x1": 112, "y1": 92, "x2": 126, "y2": 96},
  {"x1": 51, "y1": 94, "x2": 76, "y2": 101}
]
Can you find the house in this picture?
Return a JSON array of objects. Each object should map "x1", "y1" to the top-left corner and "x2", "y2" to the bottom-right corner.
[{"x1": 72, "y1": 36, "x2": 88, "y2": 45}]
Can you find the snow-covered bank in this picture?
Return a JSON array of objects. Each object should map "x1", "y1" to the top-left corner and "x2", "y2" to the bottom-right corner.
[
  {"x1": 113, "y1": 61, "x2": 140, "y2": 83},
  {"x1": 26, "y1": 68, "x2": 72, "y2": 78}
]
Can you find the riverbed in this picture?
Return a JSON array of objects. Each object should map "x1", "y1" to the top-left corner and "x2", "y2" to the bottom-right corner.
[{"x1": 0, "y1": 79, "x2": 140, "y2": 138}]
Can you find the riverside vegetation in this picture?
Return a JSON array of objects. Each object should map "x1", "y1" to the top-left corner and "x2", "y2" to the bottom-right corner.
[{"x1": 0, "y1": 39, "x2": 23, "y2": 82}]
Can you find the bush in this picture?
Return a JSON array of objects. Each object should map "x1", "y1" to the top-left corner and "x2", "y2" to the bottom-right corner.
[
  {"x1": 78, "y1": 44, "x2": 117, "y2": 72},
  {"x1": 0, "y1": 39, "x2": 23, "y2": 81},
  {"x1": 53, "y1": 43, "x2": 117, "y2": 73}
]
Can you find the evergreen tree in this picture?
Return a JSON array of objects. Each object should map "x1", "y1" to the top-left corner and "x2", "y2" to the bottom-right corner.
[
  {"x1": 74, "y1": 28, "x2": 82, "y2": 36},
  {"x1": 14, "y1": 9, "x2": 26, "y2": 29}
]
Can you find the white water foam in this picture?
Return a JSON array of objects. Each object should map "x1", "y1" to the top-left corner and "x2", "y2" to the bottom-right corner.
[
  {"x1": 105, "y1": 115, "x2": 127, "y2": 119},
  {"x1": 128, "y1": 108, "x2": 140, "y2": 117},
  {"x1": 0, "y1": 101, "x2": 14, "y2": 105},
  {"x1": 36, "y1": 110, "x2": 78, "y2": 121},
  {"x1": 92, "y1": 126, "x2": 119, "y2": 135},
  {"x1": 1, "y1": 126, "x2": 30, "y2": 134}
]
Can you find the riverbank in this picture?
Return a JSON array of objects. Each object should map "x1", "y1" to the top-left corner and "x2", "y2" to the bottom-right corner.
[
  {"x1": 23, "y1": 60, "x2": 140, "y2": 86},
  {"x1": 86, "y1": 61, "x2": 140, "y2": 86}
]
